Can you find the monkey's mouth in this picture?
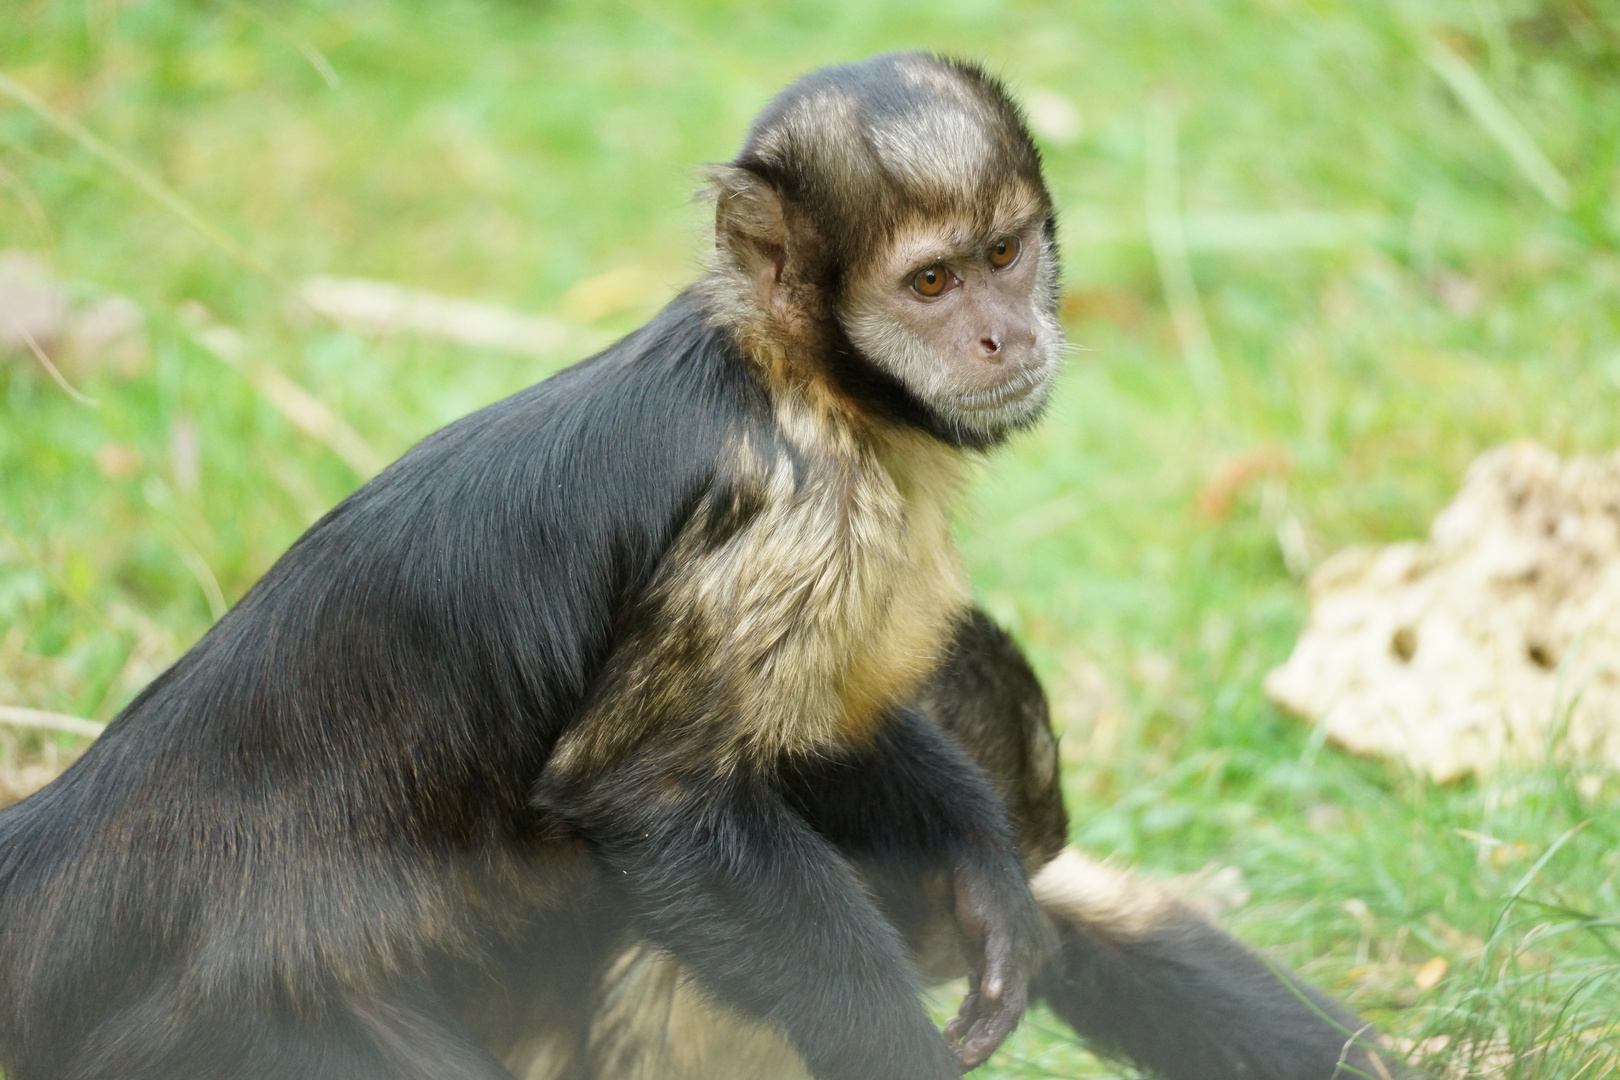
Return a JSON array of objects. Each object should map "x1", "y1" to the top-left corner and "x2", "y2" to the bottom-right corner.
[{"x1": 951, "y1": 363, "x2": 1052, "y2": 414}]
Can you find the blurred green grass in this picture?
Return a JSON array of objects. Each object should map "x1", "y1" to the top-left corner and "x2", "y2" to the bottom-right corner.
[{"x1": 2, "y1": 0, "x2": 1619, "y2": 1076}]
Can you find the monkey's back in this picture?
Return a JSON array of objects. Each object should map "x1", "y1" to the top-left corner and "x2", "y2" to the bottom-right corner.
[{"x1": 0, "y1": 290, "x2": 768, "y2": 1065}]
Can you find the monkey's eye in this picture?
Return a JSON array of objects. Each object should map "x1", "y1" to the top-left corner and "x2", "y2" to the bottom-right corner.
[
  {"x1": 988, "y1": 235, "x2": 1021, "y2": 269},
  {"x1": 911, "y1": 265, "x2": 951, "y2": 297}
]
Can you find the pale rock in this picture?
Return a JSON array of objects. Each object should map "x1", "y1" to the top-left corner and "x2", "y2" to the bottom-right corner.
[{"x1": 1266, "y1": 441, "x2": 1620, "y2": 781}]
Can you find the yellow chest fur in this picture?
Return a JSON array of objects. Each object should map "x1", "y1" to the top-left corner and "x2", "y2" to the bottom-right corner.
[
  {"x1": 669, "y1": 403, "x2": 971, "y2": 759},
  {"x1": 548, "y1": 397, "x2": 972, "y2": 778}
]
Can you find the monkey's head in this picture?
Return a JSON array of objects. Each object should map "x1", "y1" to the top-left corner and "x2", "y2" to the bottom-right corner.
[{"x1": 709, "y1": 53, "x2": 1065, "y2": 448}]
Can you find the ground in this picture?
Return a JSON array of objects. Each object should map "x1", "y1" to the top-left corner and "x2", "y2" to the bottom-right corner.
[{"x1": 1, "y1": 1, "x2": 1617, "y2": 1076}]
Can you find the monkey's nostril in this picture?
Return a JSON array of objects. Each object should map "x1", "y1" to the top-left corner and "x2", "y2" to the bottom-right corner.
[{"x1": 980, "y1": 337, "x2": 1001, "y2": 356}]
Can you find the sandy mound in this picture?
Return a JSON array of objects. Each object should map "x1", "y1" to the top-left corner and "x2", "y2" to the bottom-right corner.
[{"x1": 1265, "y1": 441, "x2": 1620, "y2": 782}]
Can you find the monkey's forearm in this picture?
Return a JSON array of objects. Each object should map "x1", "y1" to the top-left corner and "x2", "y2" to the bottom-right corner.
[
  {"x1": 782, "y1": 710, "x2": 1045, "y2": 1068},
  {"x1": 784, "y1": 709, "x2": 1021, "y2": 867},
  {"x1": 555, "y1": 747, "x2": 961, "y2": 1080}
]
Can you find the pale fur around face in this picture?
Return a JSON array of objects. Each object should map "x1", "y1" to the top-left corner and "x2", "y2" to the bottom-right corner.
[{"x1": 841, "y1": 209, "x2": 1065, "y2": 443}]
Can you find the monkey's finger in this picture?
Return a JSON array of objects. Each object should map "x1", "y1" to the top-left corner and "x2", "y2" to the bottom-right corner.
[
  {"x1": 957, "y1": 986, "x2": 1027, "y2": 1068},
  {"x1": 958, "y1": 1025, "x2": 1005, "y2": 1068},
  {"x1": 949, "y1": 1006, "x2": 994, "y2": 1066},
  {"x1": 943, "y1": 991, "x2": 979, "y2": 1044},
  {"x1": 955, "y1": 1017, "x2": 999, "y2": 1070}
]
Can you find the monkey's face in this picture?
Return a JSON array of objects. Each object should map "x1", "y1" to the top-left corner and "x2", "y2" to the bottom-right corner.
[
  {"x1": 716, "y1": 52, "x2": 1067, "y2": 445},
  {"x1": 840, "y1": 211, "x2": 1064, "y2": 444}
]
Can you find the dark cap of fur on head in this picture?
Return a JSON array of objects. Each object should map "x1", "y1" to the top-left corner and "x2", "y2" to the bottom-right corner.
[{"x1": 727, "y1": 53, "x2": 1052, "y2": 285}]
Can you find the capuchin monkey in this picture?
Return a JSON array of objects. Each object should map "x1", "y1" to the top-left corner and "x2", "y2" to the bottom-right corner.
[{"x1": 0, "y1": 53, "x2": 1397, "y2": 1080}]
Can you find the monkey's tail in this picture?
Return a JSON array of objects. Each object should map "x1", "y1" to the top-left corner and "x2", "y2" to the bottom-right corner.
[{"x1": 1030, "y1": 848, "x2": 1403, "y2": 1080}]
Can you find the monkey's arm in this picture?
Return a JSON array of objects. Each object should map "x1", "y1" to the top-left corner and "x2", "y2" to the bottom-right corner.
[
  {"x1": 782, "y1": 709, "x2": 1046, "y2": 1069},
  {"x1": 544, "y1": 740, "x2": 964, "y2": 1080}
]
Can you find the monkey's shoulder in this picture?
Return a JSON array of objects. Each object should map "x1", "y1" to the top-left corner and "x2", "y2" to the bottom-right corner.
[
  {"x1": 360, "y1": 291, "x2": 769, "y2": 530},
  {"x1": 240, "y1": 293, "x2": 768, "y2": 615}
]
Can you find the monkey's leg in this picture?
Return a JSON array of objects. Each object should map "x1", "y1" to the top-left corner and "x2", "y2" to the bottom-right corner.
[
  {"x1": 549, "y1": 744, "x2": 963, "y2": 1080},
  {"x1": 1032, "y1": 848, "x2": 1398, "y2": 1080},
  {"x1": 563, "y1": 852, "x2": 1401, "y2": 1080},
  {"x1": 451, "y1": 873, "x2": 633, "y2": 1080},
  {"x1": 582, "y1": 942, "x2": 811, "y2": 1080},
  {"x1": 917, "y1": 609, "x2": 1068, "y2": 868},
  {"x1": 47, "y1": 982, "x2": 515, "y2": 1080}
]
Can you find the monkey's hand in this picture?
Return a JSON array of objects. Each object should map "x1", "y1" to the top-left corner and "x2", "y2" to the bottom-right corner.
[{"x1": 943, "y1": 863, "x2": 1042, "y2": 1070}]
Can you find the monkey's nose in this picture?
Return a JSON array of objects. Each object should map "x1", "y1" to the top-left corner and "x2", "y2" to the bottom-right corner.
[{"x1": 978, "y1": 336, "x2": 1002, "y2": 360}]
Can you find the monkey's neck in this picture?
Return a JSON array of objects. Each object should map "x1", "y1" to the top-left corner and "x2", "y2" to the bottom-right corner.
[{"x1": 696, "y1": 270, "x2": 969, "y2": 477}]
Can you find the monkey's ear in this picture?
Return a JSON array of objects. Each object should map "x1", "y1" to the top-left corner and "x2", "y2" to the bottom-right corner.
[{"x1": 709, "y1": 165, "x2": 789, "y2": 295}]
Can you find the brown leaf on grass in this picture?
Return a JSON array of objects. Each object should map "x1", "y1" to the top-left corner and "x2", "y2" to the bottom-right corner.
[
  {"x1": 1059, "y1": 286, "x2": 1146, "y2": 328},
  {"x1": 1196, "y1": 446, "x2": 1291, "y2": 520}
]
